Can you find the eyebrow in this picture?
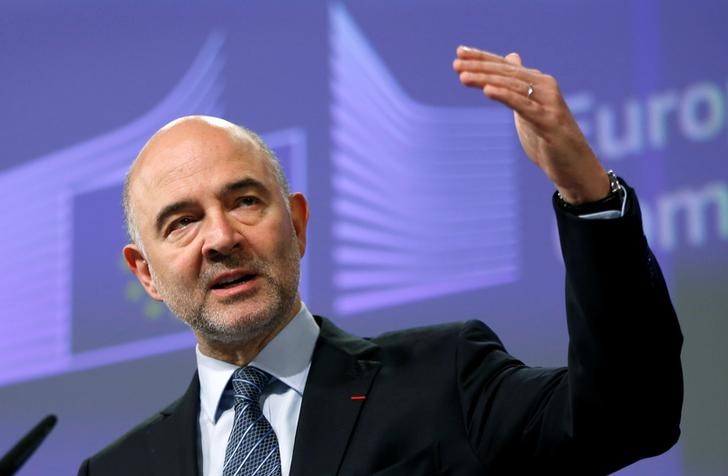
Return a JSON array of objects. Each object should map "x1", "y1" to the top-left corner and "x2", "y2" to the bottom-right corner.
[
  {"x1": 222, "y1": 177, "x2": 268, "y2": 196},
  {"x1": 153, "y1": 177, "x2": 270, "y2": 235},
  {"x1": 154, "y1": 200, "x2": 195, "y2": 235}
]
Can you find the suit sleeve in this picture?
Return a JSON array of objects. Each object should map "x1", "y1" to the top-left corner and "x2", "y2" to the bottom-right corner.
[
  {"x1": 77, "y1": 459, "x2": 90, "y2": 476},
  {"x1": 457, "y1": 184, "x2": 684, "y2": 474}
]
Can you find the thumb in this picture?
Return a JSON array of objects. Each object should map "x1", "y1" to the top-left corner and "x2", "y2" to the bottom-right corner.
[{"x1": 505, "y1": 52, "x2": 522, "y2": 66}]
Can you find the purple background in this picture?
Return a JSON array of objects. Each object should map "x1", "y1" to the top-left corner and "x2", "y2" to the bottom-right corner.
[{"x1": 0, "y1": 1, "x2": 726, "y2": 474}]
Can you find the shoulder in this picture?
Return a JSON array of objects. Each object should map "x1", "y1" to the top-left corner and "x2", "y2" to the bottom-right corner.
[
  {"x1": 371, "y1": 319, "x2": 502, "y2": 347},
  {"x1": 316, "y1": 316, "x2": 506, "y2": 365},
  {"x1": 79, "y1": 375, "x2": 199, "y2": 475},
  {"x1": 101, "y1": 396, "x2": 180, "y2": 447},
  {"x1": 81, "y1": 398, "x2": 179, "y2": 466},
  {"x1": 317, "y1": 315, "x2": 500, "y2": 346}
]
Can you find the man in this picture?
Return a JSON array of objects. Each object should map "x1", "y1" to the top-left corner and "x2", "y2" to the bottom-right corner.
[{"x1": 78, "y1": 47, "x2": 683, "y2": 475}]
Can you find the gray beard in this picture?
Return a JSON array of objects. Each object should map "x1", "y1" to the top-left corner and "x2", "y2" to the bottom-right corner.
[{"x1": 148, "y1": 250, "x2": 300, "y2": 345}]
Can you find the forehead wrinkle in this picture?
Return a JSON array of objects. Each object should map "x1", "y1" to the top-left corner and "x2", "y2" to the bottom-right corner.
[
  {"x1": 146, "y1": 156, "x2": 212, "y2": 192},
  {"x1": 132, "y1": 156, "x2": 205, "y2": 211},
  {"x1": 129, "y1": 158, "x2": 203, "y2": 238},
  {"x1": 132, "y1": 153, "x2": 276, "y2": 235}
]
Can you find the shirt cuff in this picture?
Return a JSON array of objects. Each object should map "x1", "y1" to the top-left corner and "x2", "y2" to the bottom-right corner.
[{"x1": 577, "y1": 185, "x2": 629, "y2": 220}]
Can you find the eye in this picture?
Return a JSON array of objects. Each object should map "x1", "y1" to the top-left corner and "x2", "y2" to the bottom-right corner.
[
  {"x1": 237, "y1": 196, "x2": 261, "y2": 207},
  {"x1": 166, "y1": 216, "x2": 196, "y2": 235}
]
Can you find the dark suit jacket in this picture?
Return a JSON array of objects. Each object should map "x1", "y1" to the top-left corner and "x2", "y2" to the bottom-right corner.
[{"x1": 78, "y1": 189, "x2": 683, "y2": 475}]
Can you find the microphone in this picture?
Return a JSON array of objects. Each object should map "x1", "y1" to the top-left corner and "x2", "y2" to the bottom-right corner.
[{"x1": 0, "y1": 415, "x2": 58, "y2": 476}]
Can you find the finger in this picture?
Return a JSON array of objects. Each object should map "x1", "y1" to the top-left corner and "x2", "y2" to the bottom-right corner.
[
  {"x1": 453, "y1": 59, "x2": 541, "y2": 83},
  {"x1": 456, "y1": 45, "x2": 508, "y2": 63},
  {"x1": 504, "y1": 52, "x2": 523, "y2": 67},
  {"x1": 459, "y1": 71, "x2": 534, "y2": 99},
  {"x1": 456, "y1": 47, "x2": 533, "y2": 71},
  {"x1": 482, "y1": 85, "x2": 548, "y2": 128}
]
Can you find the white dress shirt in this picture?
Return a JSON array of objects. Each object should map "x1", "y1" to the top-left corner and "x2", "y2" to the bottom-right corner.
[{"x1": 196, "y1": 303, "x2": 320, "y2": 476}]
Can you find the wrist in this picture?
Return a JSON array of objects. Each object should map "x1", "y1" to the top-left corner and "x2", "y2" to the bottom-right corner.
[{"x1": 556, "y1": 170, "x2": 624, "y2": 214}]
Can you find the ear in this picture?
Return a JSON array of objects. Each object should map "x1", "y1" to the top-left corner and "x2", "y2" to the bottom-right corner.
[
  {"x1": 123, "y1": 244, "x2": 163, "y2": 301},
  {"x1": 288, "y1": 193, "x2": 310, "y2": 257}
]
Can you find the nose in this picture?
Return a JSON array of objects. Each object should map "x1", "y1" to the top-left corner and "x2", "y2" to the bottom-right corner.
[{"x1": 201, "y1": 211, "x2": 243, "y2": 261}]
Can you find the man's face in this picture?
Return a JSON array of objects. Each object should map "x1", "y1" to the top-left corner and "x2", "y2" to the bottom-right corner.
[{"x1": 124, "y1": 120, "x2": 308, "y2": 346}]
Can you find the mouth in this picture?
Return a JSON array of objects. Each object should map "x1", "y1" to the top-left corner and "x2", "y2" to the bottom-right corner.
[
  {"x1": 210, "y1": 273, "x2": 257, "y2": 290},
  {"x1": 208, "y1": 270, "x2": 261, "y2": 298}
]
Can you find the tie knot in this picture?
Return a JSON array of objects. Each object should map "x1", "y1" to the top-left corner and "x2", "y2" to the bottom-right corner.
[{"x1": 231, "y1": 366, "x2": 271, "y2": 401}]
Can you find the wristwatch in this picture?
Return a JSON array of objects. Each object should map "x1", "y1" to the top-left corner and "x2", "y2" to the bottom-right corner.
[{"x1": 556, "y1": 170, "x2": 625, "y2": 215}]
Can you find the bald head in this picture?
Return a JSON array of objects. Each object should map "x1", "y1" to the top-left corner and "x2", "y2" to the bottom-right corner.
[{"x1": 123, "y1": 116, "x2": 289, "y2": 246}]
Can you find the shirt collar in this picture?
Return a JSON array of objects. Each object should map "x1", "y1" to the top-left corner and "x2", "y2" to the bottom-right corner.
[{"x1": 196, "y1": 302, "x2": 320, "y2": 423}]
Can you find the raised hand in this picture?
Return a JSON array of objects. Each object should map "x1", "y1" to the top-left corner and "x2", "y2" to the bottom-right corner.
[{"x1": 453, "y1": 46, "x2": 609, "y2": 204}]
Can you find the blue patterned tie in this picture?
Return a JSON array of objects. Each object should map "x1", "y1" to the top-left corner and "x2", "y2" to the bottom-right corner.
[{"x1": 222, "y1": 366, "x2": 282, "y2": 476}]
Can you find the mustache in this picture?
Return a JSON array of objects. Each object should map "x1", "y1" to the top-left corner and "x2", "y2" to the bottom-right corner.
[{"x1": 200, "y1": 254, "x2": 267, "y2": 287}]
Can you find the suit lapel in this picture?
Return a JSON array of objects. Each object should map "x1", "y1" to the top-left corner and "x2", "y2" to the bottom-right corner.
[
  {"x1": 144, "y1": 373, "x2": 201, "y2": 476},
  {"x1": 289, "y1": 317, "x2": 381, "y2": 476}
]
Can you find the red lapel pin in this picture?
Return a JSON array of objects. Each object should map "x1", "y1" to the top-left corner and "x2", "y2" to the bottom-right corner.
[{"x1": 350, "y1": 395, "x2": 367, "y2": 401}]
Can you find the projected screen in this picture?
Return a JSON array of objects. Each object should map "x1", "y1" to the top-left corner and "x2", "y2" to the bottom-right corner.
[{"x1": 0, "y1": 1, "x2": 725, "y2": 475}]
